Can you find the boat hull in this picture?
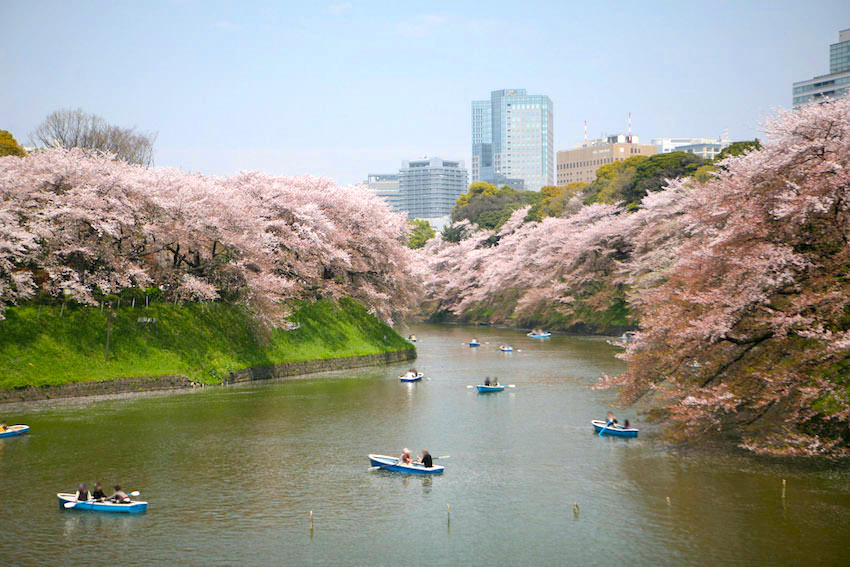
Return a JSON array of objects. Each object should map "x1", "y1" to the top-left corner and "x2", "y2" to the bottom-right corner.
[
  {"x1": 591, "y1": 420, "x2": 638, "y2": 438},
  {"x1": 499, "y1": 347, "x2": 513, "y2": 352},
  {"x1": 469, "y1": 342, "x2": 480, "y2": 347},
  {"x1": 527, "y1": 332, "x2": 551, "y2": 338},
  {"x1": 368, "y1": 454, "x2": 444, "y2": 475},
  {"x1": 0, "y1": 425, "x2": 29, "y2": 438},
  {"x1": 477, "y1": 385, "x2": 505, "y2": 393},
  {"x1": 57, "y1": 493, "x2": 148, "y2": 513},
  {"x1": 400, "y1": 374, "x2": 423, "y2": 382}
]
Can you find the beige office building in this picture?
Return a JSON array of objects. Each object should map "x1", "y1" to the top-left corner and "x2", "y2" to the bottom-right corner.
[{"x1": 556, "y1": 135, "x2": 657, "y2": 185}]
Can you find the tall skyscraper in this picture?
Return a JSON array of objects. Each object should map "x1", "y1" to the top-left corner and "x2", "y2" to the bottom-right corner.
[
  {"x1": 793, "y1": 28, "x2": 850, "y2": 107},
  {"x1": 472, "y1": 89, "x2": 554, "y2": 191}
]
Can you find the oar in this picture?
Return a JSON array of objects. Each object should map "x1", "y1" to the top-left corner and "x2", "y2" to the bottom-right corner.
[
  {"x1": 434, "y1": 455, "x2": 451, "y2": 459},
  {"x1": 599, "y1": 420, "x2": 613, "y2": 437}
]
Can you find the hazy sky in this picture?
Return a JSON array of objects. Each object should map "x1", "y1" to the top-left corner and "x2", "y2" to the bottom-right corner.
[{"x1": 2, "y1": 1, "x2": 849, "y2": 185}]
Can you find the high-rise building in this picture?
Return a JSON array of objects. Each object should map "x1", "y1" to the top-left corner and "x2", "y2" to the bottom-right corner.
[
  {"x1": 398, "y1": 157, "x2": 468, "y2": 225},
  {"x1": 793, "y1": 28, "x2": 850, "y2": 107},
  {"x1": 556, "y1": 134, "x2": 657, "y2": 186},
  {"x1": 363, "y1": 173, "x2": 403, "y2": 212},
  {"x1": 472, "y1": 89, "x2": 554, "y2": 191}
]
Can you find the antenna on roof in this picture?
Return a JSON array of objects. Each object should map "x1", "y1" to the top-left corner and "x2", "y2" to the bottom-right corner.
[{"x1": 627, "y1": 112, "x2": 632, "y2": 144}]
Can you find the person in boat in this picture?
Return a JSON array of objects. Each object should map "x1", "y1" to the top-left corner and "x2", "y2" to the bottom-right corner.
[
  {"x1": 492, "y1": 376, "x2": 499, "y2": 386},
  {"x1": 0, "y1": 421, "x2": 7, "y2": 432},
  {"x1": 110, "y1": 485, "x2": 130, "y2": 503},
  {"x1": 91, "y1": 482, "x2": 107, "y2": 502},
  {"x1": 606, "y1": 411, "x2": 618, "y2": 425},
  {"x1": 75, "y1": 483, "x2": 91, "y2": 501},
  {"x1": 484, "y1": 376, "x2": 491, "y2": 386},
  {"x1": 398, "y1": 448, "x2": 412, "y2": 465},
  {"x1": 416, "y1": 450, "x2": 433, "y2": 468},
  {"x1": 624, "y1": 419, "x2": 630, "y2": 429}
]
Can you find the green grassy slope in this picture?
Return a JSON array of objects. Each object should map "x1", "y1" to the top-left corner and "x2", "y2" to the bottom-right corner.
[{"x1": 0, "y1": 298, "x2": 413, "y2": 389}]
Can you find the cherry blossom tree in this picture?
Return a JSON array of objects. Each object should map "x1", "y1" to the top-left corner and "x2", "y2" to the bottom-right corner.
[{"x1": 0, "y1": 148, "x2": 417, "y2": 324}]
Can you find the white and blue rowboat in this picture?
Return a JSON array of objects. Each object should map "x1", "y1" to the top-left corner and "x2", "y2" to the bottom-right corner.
[
  {"x1": 0, "y1": 425, "x2": 30, "y2": 438},
  {"x1": 57, "y1": 493, "x2": 148, "y2": 514},
  {"x1": 477, "y1": 384, "x2": 505, "y2": 393},
  {"x1": 527, "y1": 331, "x2": 551, "y2": 338},
  {"x1": 400, "y1": 372, "x2": 424, "y2": 382},
  {"x1": 591, "y1": 420, "x2": 639, "y2": 438},
  {"x1": 368, "y1": 454, "x2": 444, "y2": 475},
  {"x1": 499, "y1": 345, "x2": 513, "y2": 352}
]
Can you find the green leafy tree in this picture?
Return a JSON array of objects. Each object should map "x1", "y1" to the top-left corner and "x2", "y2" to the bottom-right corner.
[
  {"x1": 583, "y1": 152, "x2": 707, "y2": 207},
  {"x1": 452, "y1": 183, "x2": 543, "y2": 230},
  {"x1": 0, "y1": 130, "x2": 26, "y2": 157},
  {"x1": 407, "y1": 219, "x2": 436, "y2": 249},
  {"x1": 715, "y1": 139, "x2": 761, "y2": 162}
]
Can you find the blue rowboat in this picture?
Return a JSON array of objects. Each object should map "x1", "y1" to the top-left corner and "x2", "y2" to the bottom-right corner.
[
  {"x1": 400, "y1": 372, "x2": 423, "y2": 382},
  {"x1": 0, "y1": 425, "x2": 29, "y2": 438},
  {"x1": 57, "y1": 493, "x2": 148, "y2": 514},
  {"x1": 591, "y1": 419, "x2": 639, "y2": 438},
  {"x1": 469, "y1": 341, "x2": 480, "y2": 347},
  {"x1": 499, "y1": 345, "x2": 513, "y2": 352},
  {"x1": 527, "y1": 332, "x2": 551, "y2": 338},
  {"x1": 477, "y1": 384, "x2": 505, "y2": 393},
  {"x1": 368, "y1": 454, "x2": 444, "y2": 475}
]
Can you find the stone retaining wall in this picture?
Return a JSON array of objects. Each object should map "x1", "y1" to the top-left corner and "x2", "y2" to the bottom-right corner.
[{"x1": 0, "y1": 348, "x2": 416, "y2": 404}]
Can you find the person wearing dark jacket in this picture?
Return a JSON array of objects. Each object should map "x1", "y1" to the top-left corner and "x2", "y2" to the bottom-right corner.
[
  {"x1": 417, "y1": 450, "x2": 433, "y2": 468},
  {"x1": 92, "y1": 482, "x2": 107, "y2": 502},
  {"x1": 75, "y1": 483, "x2": 91, "y2": 501}
]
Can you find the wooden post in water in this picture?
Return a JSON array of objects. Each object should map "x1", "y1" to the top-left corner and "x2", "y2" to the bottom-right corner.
[
  {"x1": 309, "y1": 510, "x2": 314, "y2": 538},
  {"x1": 573, "y1": 502, "x2": 579, "y2": 518},
  {"x1": 105, "y1": 304, "x2": 113, "y2": 361},
  {"x1": 782, "y1": 479, "x2": 786, "y2": 499}
]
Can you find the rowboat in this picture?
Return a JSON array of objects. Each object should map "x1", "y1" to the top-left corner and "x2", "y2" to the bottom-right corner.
[
  {"x1": 477, "y1": 384, "x2": 505, "y2": 393},
  {"x1": 0, "y1": 425, "x2": 30, "y2": 438},
  {"x1": 469, "y1": 340, "x2": 480, "y2": 347},
  {"x1": 591, "y1": 420, "x2": 639, "y2": 438},
  {"x1": 400, "y1": 372, "x2": 423, "y2": 382},
  {"x1": 408, "y1": 334, "x2": 417, "y2": 342},
  {"x1": 368, "y1": 454, "x2": 444, "y2": 475},
  {"x1": 527, "y1": 331, "x2": 551, "y2": 338},
  {"x1": 499, "y1": 345, "x2": 513, "y2": 352},
  {"x1": 57, "y1": 493, "x2": 148, "y2": 514}
]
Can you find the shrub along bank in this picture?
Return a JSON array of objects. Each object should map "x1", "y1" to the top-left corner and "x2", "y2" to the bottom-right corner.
[{"x1": 0, "y1": 298, "x2": 413, "y2": 390}]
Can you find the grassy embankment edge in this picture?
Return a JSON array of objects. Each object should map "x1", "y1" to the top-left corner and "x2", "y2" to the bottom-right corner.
[{"x1": 0, "y1": 297, "x2": 414, "y2": 390}]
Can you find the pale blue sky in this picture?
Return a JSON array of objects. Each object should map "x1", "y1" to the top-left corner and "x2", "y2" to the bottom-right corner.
[{"x1": 2, "y1": 1, "x2": 849, "y2": 185}]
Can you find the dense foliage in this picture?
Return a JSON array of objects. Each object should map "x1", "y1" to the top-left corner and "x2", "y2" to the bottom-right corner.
[
  {"x1": 451, "y1": 182, "x2": 543, "y2": 230},
  {"x1": 0, "y1": 130, "x2": 26, "y2": 157},
  {"x1": 0, "y1": 148, "x2": 418, "y2": 325},
  {"x1": 407, "y1": 219, "x2": 436, "y2": 249},
  {"x1": 419, "y1": 101, "x2": 850, "y2": 456}
]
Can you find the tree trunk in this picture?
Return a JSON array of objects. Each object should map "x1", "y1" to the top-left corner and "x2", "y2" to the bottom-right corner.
[{"x1": 105, "y1": 306, "x2": 113, "y2": 361}]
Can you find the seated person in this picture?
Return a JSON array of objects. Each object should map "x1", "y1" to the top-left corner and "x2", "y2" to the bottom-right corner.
[
  {"x1": 0, "y1": 421, "x2": 7, "y2": 431},
  {"x1": 606, "y1": 411, "x2": 618, "y2": 425},
  {"x1": 624, "y1": 419, "x2": 631, "y2": 429},
  {"x1": 492, "y1": 377, "x2": 499, "y2": 386},
  {"x1": 110, "y1": 485, "x2": 130, "y2": 503},
  {"x1": 416, "y1": 450, "x2": 433, "y2": 468},
  {"x1": 484, "y1": 377, "x2": 491, "y2": 386},
  {"x1": 91, "y1": 482, "x2": 107, "y2": 502},
  {"x1": 398, "y1": 449, "x2": 412, "y2": 464},
  {"x1": 76, "y1": 483, "x2": 91, "y2": 501}
]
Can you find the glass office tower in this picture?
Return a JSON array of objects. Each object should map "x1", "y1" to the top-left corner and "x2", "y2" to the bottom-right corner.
[{"x1": 472, "y1": 89, "x2": 554, "y2": 191}]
